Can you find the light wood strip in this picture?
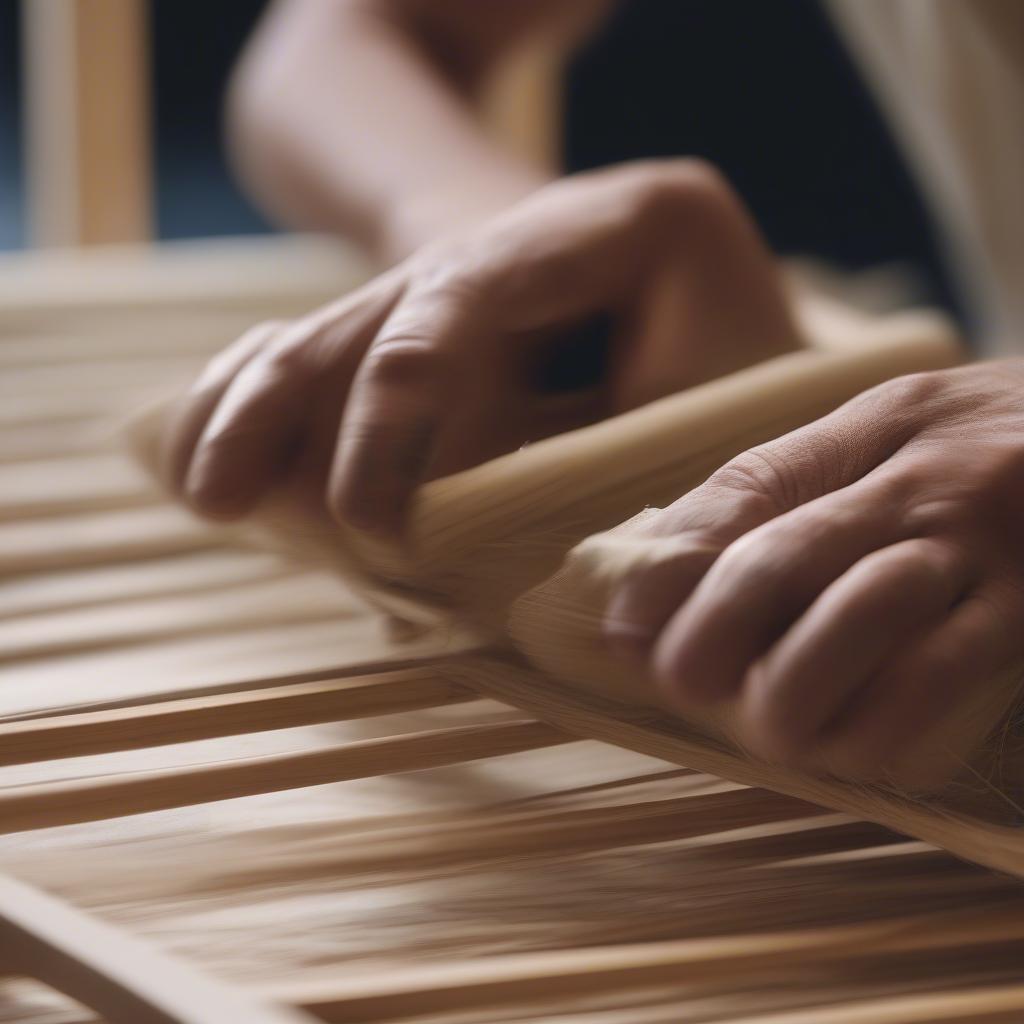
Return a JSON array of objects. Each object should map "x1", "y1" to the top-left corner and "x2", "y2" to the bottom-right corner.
[
  {"x1": 22, "y1": 0, "x2": 150, "y2": 246},
  {"x1": 0, "y1": 620, "x2": 481, "y2": 721},
  {"x1": 716, "y1": 984, "x2": 1024, "y2": 1024},
  {"x1": 0, "y1": 421, "x2": 110, "y2": 464},
  {"x1": 0, "y1": 572, "x2": 361, "y2": 664},
  {"x1": 0, "y1": 332, "x2": 224, "y2": 366},
  {"x1": 268, "y1": 907, "x2": 1024, "y2": 1023},
  {"x1": 0, "y1": 393, "x2": 125, "y2": 428},
  {"x1": 0, "y1": 670, "x2": 471, "y2": 766},
  {"x1": 0, "y1": 874, "x2": 313, "y2": 1023},
  {"x1": 0, "y1": 360, "x2": 200, "y2": 398},
  {"x1": 0, "y1": 454, "x2": 154, "y2": 523},
  {"x1": 0, "y1": 550, "x2": 289, "y2": 621},
  {"x1": 0, "y1": 235, "x2": 364, "y2": 320},
  {"x1": 0, "y1": 721, "x2": 570, "y2": 833},
  {"x1": 0, "y1": 505, "x2": 225, "y2": 577},
  {"x1": 218, "y1": 789, "x2": 825, "y2": 888},
  {"x1": 457, "y1": 658, "x2": 1024, "y2": 879}
]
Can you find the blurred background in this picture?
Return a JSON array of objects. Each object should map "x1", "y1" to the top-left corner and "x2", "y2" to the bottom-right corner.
[{"x1": 0, "y1": 0, "x2": 959, "y2": 314}]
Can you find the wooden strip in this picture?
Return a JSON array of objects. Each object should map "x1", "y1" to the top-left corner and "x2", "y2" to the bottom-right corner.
[
  {"x1": 0, "y1": 505, "x2": 225, "y2": 577},
  {"x1": 456, "y1": 657, "x2": 1024, "y2": 879},
  {"x1": 0, "y1": 421, "x2": 110, "y2": 464},
  {"x1": 0, "y1": 620, "x2": 482, "y2": 721},
  {"x1": 0, "y1": 721, "x2": 570, "y2": 833},
  {"x1": 268, "y1": 907, "x2": 1024, "y2": 1023},
  {"x1": 0, "y1": 235, "x2": 365, "y2": 320},
  {"x1": 0, "y1": 360, "x2": 200, "y2": 398},
  {"x1": 0, "y1": 550, "x2": 289, "y2": 621},
  {"x1": 0, "y1": 454, "x2": 155, "y2": 523},
  {"x1": 0, "y1": 670, "x2": 471, "y2": 765},
  {"x1": 716, "y1": 984, "x2": 1024, "y2": 1024},
  {"x1": 0, "y1": 393, "x2": 124, "y2": 428},
  {"x1": 0, "y1": 334, "x2": 220, "y2": 366},
  {"x1": 219, "y1": 789, "x2": 825, "y2": 888},
  {"x1": 22, "y1": 0, "x2": 150, "y2": 246},
  {"x1": 0, "y1": 572, "x2": 363, "y2": 664},
  {"x1": 3, "y1": 653, "x2": 466, "y2": 721},
  {"x1": 0, "y1": 874, "x2": 314, "y2": 1023}
]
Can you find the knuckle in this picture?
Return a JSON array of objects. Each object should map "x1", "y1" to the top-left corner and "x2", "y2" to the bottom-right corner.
[
  {"x1": 261, "y1": 336, "x2": 310, "y2": 376},
  {"x1": 407, "y1": 252, "x2": 489, "y2": 307},
  {"x1": 714, "y1": 527, "x2": 790, "y2": 591},
  {"x1": 197, "y1": 319, "x2": 284, "y2": 386},
  {"x1": 631, "y1": 158, "x2": 733, "y2": 213},
  {"x1": 623, "y1": 159, "x2": 739, "y2": 239},
  {"x1": 362, "y1": 336, "x2": 444, "y2": 389},
  {"x1": 707, "y1": 448, "x2": 792, "y2": 516},
  {"x1": 877, "y1": 369, "x2": 947, "y2": 411},
  {"x1": 875, "y1": 538, "x2": 962, "y2": 589}
]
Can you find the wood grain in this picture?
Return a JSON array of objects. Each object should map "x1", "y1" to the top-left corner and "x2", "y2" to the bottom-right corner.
[
  {"x1": 0, "y1": 670, "x2": 471, "y2": 765},
  {"x1": 0, "y1": 720, "x2": 570, "y2": 833}
]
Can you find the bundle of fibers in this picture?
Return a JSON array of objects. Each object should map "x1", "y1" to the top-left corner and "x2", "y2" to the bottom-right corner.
[{"x1": 131, "y1": 292, "x2": 1024, "y2": 877}]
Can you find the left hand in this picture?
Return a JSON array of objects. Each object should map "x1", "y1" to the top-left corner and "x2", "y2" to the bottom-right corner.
[
  {"x1": 603, "y1": 359, "x2": 1024, "y2": 781},
  {"x1": 161, "y1": 162, "x2": 798, "y2": 537}
]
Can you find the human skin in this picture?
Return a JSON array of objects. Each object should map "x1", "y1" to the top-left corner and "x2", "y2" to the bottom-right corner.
[
  {"x1": 227, "y1": 0, "x2": 607, "y2": 262},
  {"x1": 219, "y1": 0, "x2": 1023, "y2": 778},
  {"x1": 162, "y1": 160, "x2": 799, "y2": 535},
  {"x1": 603, "y1": 360, "x2": 1024, "y2": 779}
]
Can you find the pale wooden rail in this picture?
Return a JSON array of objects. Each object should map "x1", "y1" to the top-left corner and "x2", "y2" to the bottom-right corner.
[{"x1": 22, "y1": 0, "x2": 151, "y2": 246}]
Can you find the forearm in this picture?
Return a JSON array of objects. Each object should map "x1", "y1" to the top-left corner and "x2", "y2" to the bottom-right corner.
[{"x1": 227, "y1": 0, "x2": 552, "y2": 263}]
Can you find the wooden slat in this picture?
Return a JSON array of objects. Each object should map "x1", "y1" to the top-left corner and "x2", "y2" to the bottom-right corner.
[
  {"x1": 717, "y1": 984, "x2": 1024, "y2": 1024},
  {"x1": 0, "y1": 506, "x2": 225, "y2": 577},
  {"x1": 269, "y1": 907, "x2": 1024, "y2": 1023},
  {"x1": 0, "y1": 721, "x2": 570, "y2": 833},
  {"x1": 0, "y1": 550, "x2": 288, "y2": 621},
  {"x1": 0, "y1": 875, "x2": 314, "y2": 1023},
  {"x1": 0, "y1": 454, "x2": 155, "y2": 523},
  {"x1": 216, "y1": 788, "x2": 827, "y2": 887},
  {"x1": 0, "y1": 670, "x2": 471, "y2": 766},
  {"x1": 0, "y1": 572, "x2": 361, "y2": 664},
  {"x1": 22, "y1": 0, "x2": 151, "y2": 246}
]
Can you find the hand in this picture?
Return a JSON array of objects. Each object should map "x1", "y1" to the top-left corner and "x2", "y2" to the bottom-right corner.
[
  {"x1": 163, "y1": 160, "x2": 799, "y2": 536},
  {"x1": 603, "y1": 360, "x2": 1024, "y2": 782}
]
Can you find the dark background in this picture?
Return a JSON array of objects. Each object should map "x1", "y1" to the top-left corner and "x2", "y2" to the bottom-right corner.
[{"x1": 0, "y1": 0, "x2": 959, "y2": 315}]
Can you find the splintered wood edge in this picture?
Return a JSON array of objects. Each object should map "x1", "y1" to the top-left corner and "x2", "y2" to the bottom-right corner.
[
  {"x1": 0, "y1": 669, "x2": 473, "y2": 766},
  {"x1": 0, "y1": 719, "x2": 571, "y2": 834},
  {"x1": 0, "y1": 874, "x2": 315, "y2": 1024},
  {"x1": 449, "y1": 656, "x2": 1024, "y2": 879}
]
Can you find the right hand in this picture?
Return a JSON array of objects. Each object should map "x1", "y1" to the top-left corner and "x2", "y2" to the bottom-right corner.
[{"x1": 163, "y1": 159, "x2": 801, "y2": 537}]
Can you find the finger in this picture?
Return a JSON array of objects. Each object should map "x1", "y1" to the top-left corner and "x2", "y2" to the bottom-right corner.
[
  {"x1": 601, "y1": 463, "x2": 807, "y2": 659},
  {"x1": 329, "y1": 282, "x2": 483, "y2": 536},
  {"x1": 819, "y1": 579, "x2": 1024, "y2": 785},
  {"x1": 694, "y1": 368, "x2": 930, "y2": 515},
  {"x1": 161, "y1": 320, "x2": 282, "y2": 496},
  {"x1": 652, "y1": 475, "x2": 906, "y2": 707},
  {"x1": 603, "y1": 379, "x2": 927, "y2": 665},
  {"x1": 602, "y1": 537, "x2": 722, "y2": 658},
  {"x1": 737, "y1": 537, "x2": 971, "y2": 763},
  {"x1": 185, "y1": 283, "x2": 397, "y2": 519}
]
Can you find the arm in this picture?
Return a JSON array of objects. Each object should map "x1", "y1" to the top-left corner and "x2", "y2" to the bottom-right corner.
[{"x1": 226, "y1": 0, "x2": 608, "y2": 263}]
